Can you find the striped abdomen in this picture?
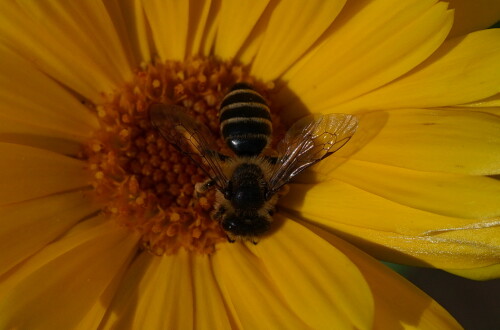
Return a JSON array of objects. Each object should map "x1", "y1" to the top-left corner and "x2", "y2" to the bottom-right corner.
[{"x1": 219, "y1": 83, "x2": 272, "y2": 157}]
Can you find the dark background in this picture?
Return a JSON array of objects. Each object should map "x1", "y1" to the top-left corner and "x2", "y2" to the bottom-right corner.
[{"x1": 391, "y1": 265, "x2": 500, "y2": 329}]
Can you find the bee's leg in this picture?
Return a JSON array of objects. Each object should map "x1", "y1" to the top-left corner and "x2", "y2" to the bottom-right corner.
[
  {"x1": 217, "y1": 152, "x2": 229, "y2": 162},
  {"x1": 277, "y1": 184, "x2": 290, "y2": 197},
  {"x1": 267, "y1": 203, "x2": 276, "y2": 216},
  {"x1": 205, "y1": 150, "x2": 229, "y2": 162},
  {"x1": 226, "y1": 233, "x2": 236, "y2": 243},
  {"x1": 264, "y1": 155, "x2": 278, "y2": 164},
  {"x1": 195, "y1": 179, "x2": 216, "y2": 197}
]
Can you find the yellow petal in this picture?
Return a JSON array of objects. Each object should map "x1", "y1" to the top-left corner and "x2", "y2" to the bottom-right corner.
[
  {"x1": 251, "y1": 216, "x2": 374, "y2": 328},
  {"x1": 100, "y1": 250, "x2": 193, "y2": 329},
  {"x1": 0, "y1": 191, "x2": 99, "y2": 276},
  {"x1": 213, "y1": 0, "x2": 270, "y2": 60},
  {"x1": 211, "y1": 242, "x2": 303, "y2": 328},
  {"x1": 0, "y1": 46, "x2": 98, "y2": 154},
  {"x1": 77, "y1": 259, "x2": 138, "y2": 330},
  {"x1": 0, "y1": 45, "x2": 98, "y2": 135},
  {"x1": 0, "y1": 216, "x2": 139, "y2": 329},
  {"x1": 310, "y1": 159, "x2": 500, "y2": 219},
  {"x1": 103, "y1": 0, "x2": 153, "y2": 65},
  {"x1": 280, "y1": 181, "x2": 500, "y2": 269},
  {"x1": 98, "y1": 252, "x2": 155, "y2": 329},
  {"x1": 338, "y1": 29, "x2": 500, "y2": 112},
  {"x1": 139, "y1": 251, "x2": 193, "y2": 329},
  {"x1": 250, "y1": 0, "x2": 346, "y2": 81},
  {"x1": 0, "y1": 143, "x2": 89, "y2": 205},
  {"x1": 200, "y1": 0, "x2": 222, "y2": 57},
  {"x1": 142, "y1": 0, "x2": 189, "y2": 61},
  {"x1": 213, "y1": 217, "x2": 374, "y2": 329},
  {"x1": 231, "y1": 5, "x2": 273, "y2": 65},
  {"x1": 0, "y1": 122, "x2": 82, "y2": 157},
  {"x1": 461, "y1": 95, "x2": 500, "y2": 108},
  {"x1": 447, "y1": 0, "x2": 500, "y2": 38},
  {"x1": 281, "y1": 0, "x2": 452, "y2": 114},
  {"x1": 299, "y1": 222, "x2": 462, "y2": 329},
  {"x1": 76, "y1": 304, "x2": 109, "y2": 330},
  {"x1": 102, "y1": 252, "x2": 231, "y2": 330},
  {"x1": 187, "y1": 0, "x2": 213, "y2": 56},
  {"x1": 445, "y1": 264, "x2": 500, "y2": 281},
  {"x1": 347, "y1": 109, "x2": 500, "y2": 175},
  {"x1": 191, "y1": 255, "x2": 233, "y2": 330},
  {"x1": 0, "y1": 2, "x2": 133, "y2": 101},
  {"x1": 236, "y1": 25, "x2": 266, "y2": 66}
]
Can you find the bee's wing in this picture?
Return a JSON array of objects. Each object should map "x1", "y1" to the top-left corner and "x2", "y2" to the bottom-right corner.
[
  {"x1": 267, "y1": 113, "x2": 358, "y2": 196},
  {"x1": 150, "y1": 103, "x2": 228, "y2": 190}
]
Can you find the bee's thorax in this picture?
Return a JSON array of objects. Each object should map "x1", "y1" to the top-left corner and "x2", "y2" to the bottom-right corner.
[{"x1": 227, "y1": 163, "x2": 266, "y2": 210}]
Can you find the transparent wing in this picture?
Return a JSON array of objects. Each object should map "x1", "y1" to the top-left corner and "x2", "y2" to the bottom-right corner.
[
  {"x1": 149, "y1": 103, "x2": 228, "y2": 190},
  {"x1": 267, "y1": 113, "x2": 358, "y2": 196}
]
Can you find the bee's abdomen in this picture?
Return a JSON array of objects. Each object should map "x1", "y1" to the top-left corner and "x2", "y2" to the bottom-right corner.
[{"x1": 220, "y1": 83, "x2": 272, "y2": 157}]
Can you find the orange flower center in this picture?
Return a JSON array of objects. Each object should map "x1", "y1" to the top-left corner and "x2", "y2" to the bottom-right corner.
[{"x1": 84, "y1": 57, "x2": 283, "y2": 255}]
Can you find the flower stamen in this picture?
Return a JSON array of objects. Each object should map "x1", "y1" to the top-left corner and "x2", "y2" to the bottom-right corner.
[{"x1": 84, "y1": 57, "x2": 282, "y2": 255}]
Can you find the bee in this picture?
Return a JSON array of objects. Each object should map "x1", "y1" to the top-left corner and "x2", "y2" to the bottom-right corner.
[{"x1": 150, "y1": 83, "x2": 358, "y2": 243}]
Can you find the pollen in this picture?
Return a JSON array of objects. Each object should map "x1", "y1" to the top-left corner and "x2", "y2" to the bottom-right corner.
[{"x1": 83, "y1": 57, "x2": 284, "y2": 255}]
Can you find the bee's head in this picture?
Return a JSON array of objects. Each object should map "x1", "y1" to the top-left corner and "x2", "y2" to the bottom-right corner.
[{"x1": 221, "y1": 213, "x2": 270, "y2": 237}]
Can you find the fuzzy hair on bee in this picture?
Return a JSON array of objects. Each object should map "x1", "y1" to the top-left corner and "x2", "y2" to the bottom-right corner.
[{"x1": 150, "y1": 83, "x2": 359, "y2": 243}]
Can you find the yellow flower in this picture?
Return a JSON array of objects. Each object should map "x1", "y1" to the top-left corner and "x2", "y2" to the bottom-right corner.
[{"x1": 0, "y1": 0, "x2": 499, "y2": 328}]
